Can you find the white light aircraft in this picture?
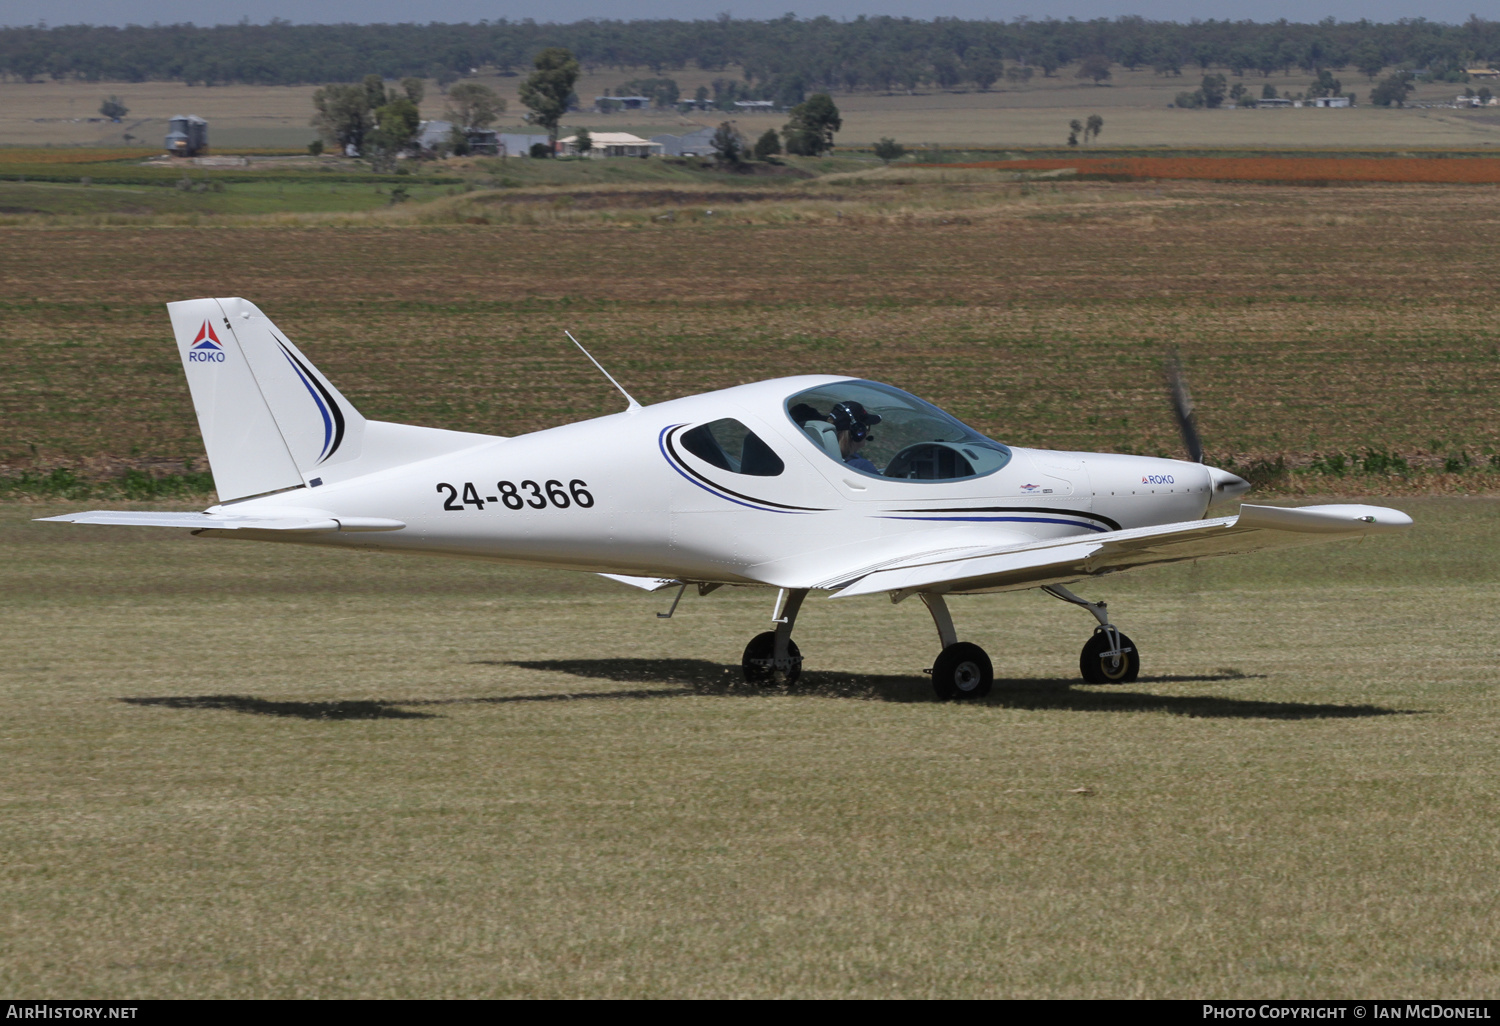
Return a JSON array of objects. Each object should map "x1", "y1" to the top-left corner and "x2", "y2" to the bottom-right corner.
[{"x1": 42, "y1": 299, "x2": 1413, "y2": 699}]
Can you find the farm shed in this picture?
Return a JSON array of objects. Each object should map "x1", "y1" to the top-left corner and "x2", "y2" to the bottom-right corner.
[
  {"x1": 652, "y1": 127, "x2": 717, "y2": 157},
  {"x1": 165, "y1": 115, "x2": 208, "y2": 157},
  {"x1": 498, "y1": 133, "x2": 553, "y2": 157},
  {"x1": 593, "y1": 95, "x2": 653, "y2": 111},
  {"x1": 416, "y1": 120, "x2": 499, "y2": 155}
]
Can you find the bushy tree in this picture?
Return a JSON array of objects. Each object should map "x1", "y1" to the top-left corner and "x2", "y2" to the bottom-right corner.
[
  {"x1": 1085, "y1": 113, "x2": 1104, "y2": 142},
  {"x1": 1077, "y1": 54, "x2": 1112, "y2": 85},
  {"x1": 1067, "y1": 118, "x2": 1082, "y2": 145},
  {"x1": 313, "y1": 75, "x2": 424, "y2": 166},
  {"x1": 753, "y1": 128, "x2": 781, "y2": 160},
  {"x1": 366, "y1": 93, "x2": 421, "y2": 170},
  {"x1": 1370, "y1": 73, "x2": 1414, "y2": 107},
  {"x1": 1354, "y1": 40, "x2": 1385, "y2": 81},
  {"x1": 872, "y1": 137, "x2": 906, "y2": 163},
  {"x1": 99, "y1": 95, "x2": 128, "y2": 120},
  {"x1": 781, "y1": 93, "x2": 841, "y2": 156},
  {"x1": 311, "y1": 82, "x2": 376, "y2": 154},
  {"x1": 1307, "y1": 69, "x2": 1342, "y2": 98},
  {"x1": 968, "y1": 56, "x2": 1001, "y2": 92},
  {"x1": 573, "y1": 127, "x2": 593, "y2": 156},
  {"x1": 520, "y1": 47, "x2": 580, "y2": 154},
  {"x1": 446, "y1": 81, "x2": 505, "y2": 131},
  {"x1": 1201, "y1": 73, "x2": 1228, "y2": 108},
  {"x1": 711, "y1": 122, "x2": 745, "y2": 165}
]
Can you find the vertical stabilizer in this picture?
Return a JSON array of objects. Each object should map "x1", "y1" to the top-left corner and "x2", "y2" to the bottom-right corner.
[
  {"x1": 167, "y1": 298, "x2": 368, "y2": 502},
  {"x1": 168, "y1": 299, "x2": 301, "y2": 502}
]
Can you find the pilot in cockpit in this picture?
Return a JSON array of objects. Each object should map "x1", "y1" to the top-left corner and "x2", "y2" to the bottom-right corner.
[{"x1": 829, "y1": 401, "x2": 882, "y2": 474}]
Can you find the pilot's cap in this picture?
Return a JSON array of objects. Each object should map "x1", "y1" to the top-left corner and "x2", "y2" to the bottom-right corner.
[{"x1": 830, "y1": 400, "x2": 881, "y2": 439}]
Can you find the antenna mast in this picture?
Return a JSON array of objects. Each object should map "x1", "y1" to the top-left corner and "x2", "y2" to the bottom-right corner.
[{"x1": 564, "y1": 330, "x2": 641, "y2": 412}]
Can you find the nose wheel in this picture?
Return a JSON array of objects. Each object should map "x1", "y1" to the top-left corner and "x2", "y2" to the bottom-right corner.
[
  {"x1": 1044, "y1": 585, "x2": 1140, "y2": 685},
  {"x1": 1079, "y1": 626, "x2": 1139, "y2": 684}
]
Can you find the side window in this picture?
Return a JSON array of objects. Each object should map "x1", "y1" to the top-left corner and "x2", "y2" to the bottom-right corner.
[{"x1": 681, "y1": 419, "x2": 785, "y2": 477}]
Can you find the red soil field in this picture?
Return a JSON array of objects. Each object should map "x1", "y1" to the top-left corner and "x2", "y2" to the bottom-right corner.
[{"x1": 938, "y1": 156, "x2": 1500, "y2": 184}]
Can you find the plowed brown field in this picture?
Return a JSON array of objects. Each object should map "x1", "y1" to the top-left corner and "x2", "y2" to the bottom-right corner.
[
  {"x1": 946, "y1": 155, "x2": 1500, "y2": 184},
  {"x1": 4, "y1": 178, "x2": 1499, "y2": 492}
]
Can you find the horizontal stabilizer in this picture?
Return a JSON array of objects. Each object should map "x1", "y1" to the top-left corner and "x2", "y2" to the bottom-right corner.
[
  {"x1": 36, "y1": 510, "x2": 405, "y2": 533},
  {"x1": 597, "y1": 573, "x2": 683, "y2": 592},
  {"x1": 831, "y1": 502, "x2": 1412, "y2": 598}
]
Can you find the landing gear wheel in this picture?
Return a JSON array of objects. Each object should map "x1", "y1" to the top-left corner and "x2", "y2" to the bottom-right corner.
[
  {"x1": 931, "y1": 642, "x2": 993, "y2": 701},
  {"x1": 1080, "y1": 628, "x2": 1139, "y2": 684},
  {"x1": 742, "y1": 631, "x2": 802, "y2": 685}
]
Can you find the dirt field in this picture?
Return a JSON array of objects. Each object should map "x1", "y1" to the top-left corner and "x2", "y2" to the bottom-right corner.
[
  {"x1": 3, "y1": 66, "x2": 1498, "y2": 150},
  {"x1": 3, "y1": 178, "x2": 1499, "y2": 492}
]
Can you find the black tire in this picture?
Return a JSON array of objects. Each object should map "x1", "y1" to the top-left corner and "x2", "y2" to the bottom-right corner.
[
  {"x1": 931, "y1": 642, "x2": 993, "y2": 700},
  {"x1": 741, "y1": 631, "x2": 802, "y2": 685},
  {"x1": 1079, "y1": 628, "x2": 1139, "y2": 684}
]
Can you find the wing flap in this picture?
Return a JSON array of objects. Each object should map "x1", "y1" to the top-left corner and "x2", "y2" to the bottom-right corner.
[
  {"x1": 832, "y1": 503, "x2": 1411, "y2": 598},
  {"x1": 597, "y1": 573, "x2": 683, "y2": 592}
]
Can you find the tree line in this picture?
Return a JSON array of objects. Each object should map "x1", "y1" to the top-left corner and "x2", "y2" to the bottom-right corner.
[{"x1": 1, "y1": 15, "x2": 1496, "y2": 90}]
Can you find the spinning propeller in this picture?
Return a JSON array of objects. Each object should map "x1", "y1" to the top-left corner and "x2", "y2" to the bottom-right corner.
[{"x1": 1164, "y1": 348, "x2": 1250, "y2": 501}]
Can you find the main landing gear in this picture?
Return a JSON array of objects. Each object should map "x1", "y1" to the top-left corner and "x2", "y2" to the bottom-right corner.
[
  {"x1": 1043, "y1": 585, "x2": 1140, "y2": 684},
  {"x1": 742, "y1": 588, "x2": 806, "y2": 685},
  {"x1": 920, "y1": 593, "x2": 993, "y2": 700}
]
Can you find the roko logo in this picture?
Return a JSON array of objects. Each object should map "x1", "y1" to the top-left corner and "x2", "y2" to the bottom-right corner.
[
  {"x1": 187, "y1": 320, "x2": 227, "y2": 363},
  {"x1": 1142, "y1": 474, "x2": 1175, "y2": 485}
]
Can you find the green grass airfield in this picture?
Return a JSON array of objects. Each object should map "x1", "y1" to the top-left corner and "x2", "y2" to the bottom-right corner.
[{"x1": 2, "y1": 496, "x2": 1497, "y2": 998}]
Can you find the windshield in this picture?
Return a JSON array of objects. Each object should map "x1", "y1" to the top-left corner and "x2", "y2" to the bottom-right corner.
[{"x1": 785, "y1": 380, "x2": 1011, "y2": 481}]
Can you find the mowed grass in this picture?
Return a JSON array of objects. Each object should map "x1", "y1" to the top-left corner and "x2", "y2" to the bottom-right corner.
[
  {"x1": 4, "y1": 179, "x2": 1500, "y2": 486},
  {"x1": 2, "y1": 496, "x2": 1497, "y2": 997}
]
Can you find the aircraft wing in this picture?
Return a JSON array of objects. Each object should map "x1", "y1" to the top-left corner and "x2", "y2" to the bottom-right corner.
[
  {"x1": 35, "y1": 510, "x2": 405, "y2": 533},
  {"x1": 827, "y1": 503, "x2": 1411, "y2": 599}
]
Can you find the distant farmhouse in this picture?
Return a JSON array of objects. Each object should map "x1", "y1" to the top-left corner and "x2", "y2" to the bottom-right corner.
[{"x1": 562, "y1": 132, "x2": 664, "y2": 158}]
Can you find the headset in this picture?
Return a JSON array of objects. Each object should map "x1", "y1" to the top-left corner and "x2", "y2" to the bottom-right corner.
[{"x1": 829, "y1": 401, "x2": 881, "y2": 443}]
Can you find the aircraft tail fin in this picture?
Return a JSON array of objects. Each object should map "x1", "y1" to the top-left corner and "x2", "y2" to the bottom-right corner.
[{"x1": 168, "y1": 297, "x2": 369, "y2": 502}]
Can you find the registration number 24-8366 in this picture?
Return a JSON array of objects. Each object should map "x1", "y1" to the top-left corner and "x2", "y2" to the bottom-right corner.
[{"x1": 436, "y1": 480, "x2": 594, "y2": 511}]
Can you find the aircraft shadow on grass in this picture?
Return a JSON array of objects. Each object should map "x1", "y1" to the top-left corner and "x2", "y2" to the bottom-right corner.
[
  {"x1": 503, "y1": 658, "x2": 1415, "y2": 720},
  {"x1": 118, "y1": 659, "x2": 1415, "y2": 722}
]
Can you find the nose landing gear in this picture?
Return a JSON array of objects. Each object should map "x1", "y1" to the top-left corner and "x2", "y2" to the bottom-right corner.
[{"x1": 1043, "y1": 585, "x2": 1139, "y2": 684}]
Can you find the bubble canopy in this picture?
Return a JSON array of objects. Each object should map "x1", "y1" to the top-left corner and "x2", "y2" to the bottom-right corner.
[{"x1": 785, "y1": 380, "x2": 1012, "y2": 481}]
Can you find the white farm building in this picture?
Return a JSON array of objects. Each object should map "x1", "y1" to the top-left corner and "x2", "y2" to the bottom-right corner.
[{"x1": 561, "y1": 132, "x2": 664, "y2": 158}]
